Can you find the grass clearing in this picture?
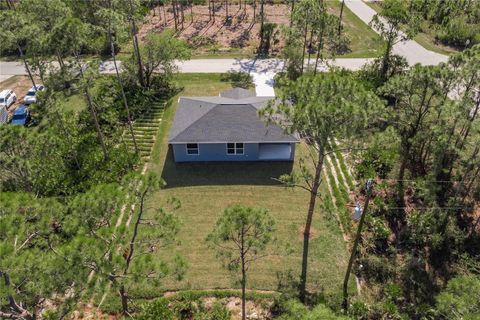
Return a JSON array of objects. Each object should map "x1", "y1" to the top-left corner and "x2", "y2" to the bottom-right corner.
[
  {"x1": 327, "y1": 1, "x2": 385, "y2": 58},
  {"x1": 142, "y1": 73, "x2": 353, "y2": 296}
]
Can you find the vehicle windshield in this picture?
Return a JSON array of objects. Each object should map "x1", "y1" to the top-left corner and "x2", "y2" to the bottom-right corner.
[
  {"x1": 0, "y1": 98, "x2": 4, "y2": 103},
  {"x1": 12, "y1": 114, "x2": 25, "y2": 120},
  {"x1": 26, "y1": 91, "x2": 36, "y2": 96}
]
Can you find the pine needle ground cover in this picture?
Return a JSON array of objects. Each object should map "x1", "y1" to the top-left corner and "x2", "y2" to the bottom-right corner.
[{"x1": 144, "y1": 73, "x2": 352, "y2": 295}]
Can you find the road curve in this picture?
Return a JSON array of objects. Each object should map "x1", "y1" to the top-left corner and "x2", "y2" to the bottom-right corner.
[{"x1": 343, "y1": 0, "x2": 448, "y2": 65}]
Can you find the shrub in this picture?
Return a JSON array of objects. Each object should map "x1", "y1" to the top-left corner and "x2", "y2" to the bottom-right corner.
[
  {"x1": 190, "y1": 36, "x2": 218, "y2": 49},
  {"x1": 435, "y1": 275, "x2": 480, "y2": 319},
  {"x1": 436, "y1": 17, "x2": 480, "y2": 48},
  {"x1": 205, "y1": 302, "x2": 231, "y2": 320},
  {"x1": 357, "y1": 255, "x2": 395, "y2": 283},
  {"x1": 220, "y1": 71, "x2": 254, "y2": 89},
  {"x1": 136, "y1": 298, "x2": 175, "y2": 320}
]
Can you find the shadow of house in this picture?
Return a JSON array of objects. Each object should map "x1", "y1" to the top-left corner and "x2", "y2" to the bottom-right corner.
[{"x1": 161, "y1": 145, "x2": 294, "y2": 188}]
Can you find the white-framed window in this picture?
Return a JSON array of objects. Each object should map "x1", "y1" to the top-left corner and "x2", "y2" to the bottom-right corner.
[
  {"x1": 226, "y1": 142, "x2": 244, "y2": 155},
  {"x1": 186, "y1": 143, "x2": 199, "y2": 155}
]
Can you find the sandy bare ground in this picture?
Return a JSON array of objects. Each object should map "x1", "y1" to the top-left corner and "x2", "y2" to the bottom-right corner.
[
  {"x1": 140, "y1": 4, "x2": 291, "y2": 55},
  {"x1": 0, "y1": 75, "x2": 39, "y2": 117}
]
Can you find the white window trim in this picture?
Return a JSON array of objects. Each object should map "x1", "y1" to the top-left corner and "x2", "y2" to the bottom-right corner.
[
  {"x1": 186, "y1": 143, "x2": 199, "y2": 155},
  {"x1": 226, "y1": 142, "x2": 244, "y2": 155}
]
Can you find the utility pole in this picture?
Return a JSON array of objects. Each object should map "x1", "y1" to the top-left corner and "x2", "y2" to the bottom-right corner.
[{"x1": 342, "y1": 179, "x2": 374, "y2": 310}]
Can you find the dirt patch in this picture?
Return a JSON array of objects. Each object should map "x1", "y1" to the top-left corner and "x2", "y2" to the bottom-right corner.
[
  {"x1": 0, "y1": 75, "x2": 40, "y2": 118},
  {"x1": 298, "y1": 225, "x2": 319, "y2": 240},
  {"x1": 139, "y1": 4, "x2": 291, "y2": 56}
]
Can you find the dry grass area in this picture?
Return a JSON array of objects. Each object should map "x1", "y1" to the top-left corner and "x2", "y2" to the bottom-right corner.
[{"x1": 137, "y1": 2, "x2": 384, "y2": 58}]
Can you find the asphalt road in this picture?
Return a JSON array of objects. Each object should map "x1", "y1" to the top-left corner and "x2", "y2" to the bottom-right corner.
[{"x1": 0, "y1": 58, "x2": 372, "y2": 78}]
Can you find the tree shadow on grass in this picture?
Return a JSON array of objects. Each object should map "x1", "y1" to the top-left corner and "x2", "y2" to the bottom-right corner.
[{"x1": 160, "y1": 146, "x2": 294, "y2": 188}]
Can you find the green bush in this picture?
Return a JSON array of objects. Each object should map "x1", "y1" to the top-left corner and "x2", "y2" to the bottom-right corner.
[
  {"x1": 220, "y1": 71, "x2": 254, "y2": 89},
  {"x1": 204, "y1": 302, "x2": 232, "y2": 320},
  {"x1": 436, "y1": 17, "x2": 480, "y2": 48},
  {"x1": 435, "y1": 275, "x2": 480, "y2": 319},
  {"x1": 136, "y1": 298, "x2": 175, "y2": 320},
  {"x1": 275, "y1": 299, "x2": 348, "y2": 320},
  {"x1": 357, "y1": 255, "x2": 395, "y2": 284}
]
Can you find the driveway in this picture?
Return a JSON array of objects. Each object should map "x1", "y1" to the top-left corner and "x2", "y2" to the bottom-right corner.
[{"x1": 343, "y1": 0, "x2": 448, "y2": 65}]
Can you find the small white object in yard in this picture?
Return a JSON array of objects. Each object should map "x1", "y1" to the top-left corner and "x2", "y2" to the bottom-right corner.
[{"x1": 353, "y1": 202, "x2": 362, "y2": 221}]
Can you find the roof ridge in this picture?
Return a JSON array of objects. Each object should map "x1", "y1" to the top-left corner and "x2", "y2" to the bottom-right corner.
[
  {"x1": 169, "y1": 103, "x2": 221, "y2": 141},
  {"x1": 246, "y1": 104, "x2": 297, "y2": 141}
]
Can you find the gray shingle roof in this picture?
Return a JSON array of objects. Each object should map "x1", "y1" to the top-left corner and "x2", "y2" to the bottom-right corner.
[
  {"x1": 168, "y1": 93, "x2": 298, "y2": 144},
  {"x1": 220, "y1": 87, "x2": 256, "y2": 99}
]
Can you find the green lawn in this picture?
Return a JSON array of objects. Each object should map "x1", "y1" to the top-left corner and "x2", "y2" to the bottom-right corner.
[
  {"x1": 143, "y1": 73, "x2": 353, "y2": 296},
  {"x1": 327, "y1": 1, "x2": 385, "y2": 58},
  {"x1": 364, "y1": 0, "x2": 459, "y2": 56}
]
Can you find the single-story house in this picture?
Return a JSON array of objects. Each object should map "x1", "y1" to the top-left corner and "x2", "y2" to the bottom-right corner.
[{"x1": 168, "y1": 88, "x2": 299, "y2": 162}]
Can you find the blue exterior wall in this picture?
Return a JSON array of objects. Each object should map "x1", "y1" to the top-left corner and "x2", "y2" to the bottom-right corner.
[{"x1": 171, "y1": 143, "x2": 296, "y2": 162}]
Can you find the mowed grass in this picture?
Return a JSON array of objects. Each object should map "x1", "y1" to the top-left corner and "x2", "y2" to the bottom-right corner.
[
  {"x1": 327, "y1": 1, "x2": 385, "y2": 58},
  {"x1": 144, "y1": 73, "x2": 353, "y2": 295}
]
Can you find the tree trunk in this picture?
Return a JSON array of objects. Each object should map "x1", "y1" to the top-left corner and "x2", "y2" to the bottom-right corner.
[
  {"x1": 172, "y1": 0, "x2": 178, "y2": 30},
  {"x1": 300, "y1": 23, "x2": 308, "y2": 74},
  {"x1": 180, "y1": 1, "x2": 185, "y2": 29},
  {"x1": 190, "y1": 0, "x2": 193, "y2": 23},
  {"x1": 338, "y1": 0, "x2": 344, "y2": 36},
  {"x1": 290, "y1": 0, "x2": 295, "y2": 27},
  {"x1": 128, "y1": 0, "x2": 146, "y2": 87},
  {"x1": 259, "y1": 0, "x2": 265, "y2": 50},
  {"x1": 108, "y1": 1, "x2": 139, "y2": 156},
  {"x1": 342, "y1": 181, "x2": 373, "y2": 309},
  {"x1": 119, "y1": 285, "x2": 129, "y2": 316},
  {"x1": 381, "y1": 37, "x2": 394, "y2": 82},
  {"x1": 225, "y1": 0, "x2": 228, "y2": 19},
  {"x1": 74, "y1": 54, "x2": 108, "y2": 161},
  {"x1": 2, "y1": 272, "x2": 33, "y2": 319},
  {"x1": 212, "y1": 0, "x2": 216, "y2": 22},
  {"x1": 17, "y1": 45, "x2": 36, "y2": 90},
  {"x1": 56, "y1": 110, "x2": 81, "y2": 170},
  {"x1": 299, "y1": 152, "x2": 324, "y2": 303},
  {"x1": 314, "y1": 22, "x2": 325, "y2": 74},
  {"x1": 208, "y1": 0, "x2": 212, "y2": 20},
  {"x1": 253, "y1": 0, "x2": 256, "y2": 21},
  {"x1": 163, "y1": 2, "x2": 167, "y2": 26},
  {"x1": 119, "y1": 188, "x2": 149, "y2": 315},
  {"x1": 306, "y1": 29, "x2": 314, "y2": 69},
  {"x1": 241, "y1": 230, "x2": 247, "y2": 320}
]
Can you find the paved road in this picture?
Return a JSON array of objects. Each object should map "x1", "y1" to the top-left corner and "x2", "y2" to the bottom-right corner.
[
  {"x1": 343, "y1": 0, "x2": 448, "y2": 65},
  {"x1": 0, "y1": 58, "x2": 372, "y2": 77},
  {"x1": 0, "y1": 58, "x2": 371, "y2": 96}
]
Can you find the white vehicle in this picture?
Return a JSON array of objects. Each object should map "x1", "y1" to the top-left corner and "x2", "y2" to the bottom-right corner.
[
  {"x1": 0, "y1": 89, "x2": 17, "y2": 109},
  {"x1": 23, "y1": 85, "x2": 45, "y2": 105}
]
